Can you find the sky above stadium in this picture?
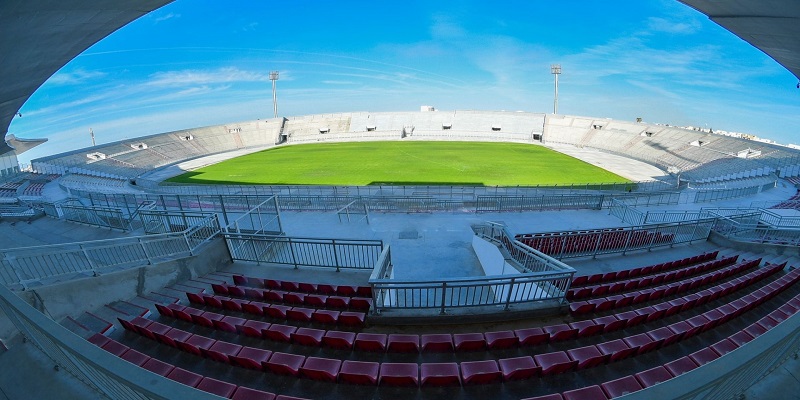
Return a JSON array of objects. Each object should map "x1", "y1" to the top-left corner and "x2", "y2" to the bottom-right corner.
[{"x1": 9, "y1": 0, "x2": 800, "y2": 163}]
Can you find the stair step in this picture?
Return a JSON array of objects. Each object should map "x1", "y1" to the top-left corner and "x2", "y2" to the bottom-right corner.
[
  {"x1": 107, "y1": 300, "x2": 150, "y2": 318},
  {"x1": 74, "y1": 312, "x2": 114, "y2": 335}
]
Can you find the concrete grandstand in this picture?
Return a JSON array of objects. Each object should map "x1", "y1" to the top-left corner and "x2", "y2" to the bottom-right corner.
[{"x1": 2, "y1": 2, "x2": 800, "y2": 400}]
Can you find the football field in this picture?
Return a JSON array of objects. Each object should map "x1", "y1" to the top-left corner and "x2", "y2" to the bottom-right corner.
[{"x1": 166, "y1": 141, "x2": 630, "y2": 186}]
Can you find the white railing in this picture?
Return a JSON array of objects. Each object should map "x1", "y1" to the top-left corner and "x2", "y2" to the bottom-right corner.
[
  {"x1": 0, "y1": 284, "x2": 223, "y2": 400},
  {"x1": 0, "y1": 214, "x2": 220, "y2": 289},
  {"x1": 224, "y1": 196, "x2": 282, "y2": 235}
]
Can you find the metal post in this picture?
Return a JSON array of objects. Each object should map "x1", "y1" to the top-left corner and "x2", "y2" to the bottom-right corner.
[
  {"x1": 440, "y1": 282, "x2": 447, "y2": 315},
  {"x1": 269, "y1": 71, "x2": 279, "y2": 118},
  {"x1": 551, "y1": 64, "x2": 561, "y2": 114}
]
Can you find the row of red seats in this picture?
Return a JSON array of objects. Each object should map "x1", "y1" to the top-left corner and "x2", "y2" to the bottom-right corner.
[
  {"x1": 555, "y1": 263, "x2": 786, "y2": 342},
  {"x1": 569, "y1": 258, "x2": 762, "y2": 316},
  {"x1": 164, "y1": 263, "x2": 775, "y2": 354},
  {"x1": 120, "y1": 268, "x2": 800, "y2": 389},
  {"x1": 517, "y1": 229, "x2": 675, "y2": 256},
  {"x1": 571, "y1": 251, "x2": 718, "y2": 287},
  {"x1": 210, "y1": 283, "x2": 373, "y2": 311},
  {"x1": 568, "y1": 255, "x2": 738, "y2": 300},
  {"x1": 87, "y1": 333, "x2": 305, "y2": 400},
  {"x1": 523, "y1": 269, "x2": 800, "y2": 400},
  {"x1": 231, "y1": 274, "x2": 372, "y2": 298}
]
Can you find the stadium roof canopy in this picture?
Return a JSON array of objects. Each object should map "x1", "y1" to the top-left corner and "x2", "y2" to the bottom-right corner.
[{"x1": 0, "y1": 0, "x2": 797, "y2": 156}]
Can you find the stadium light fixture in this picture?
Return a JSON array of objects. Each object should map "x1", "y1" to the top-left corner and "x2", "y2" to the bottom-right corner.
[
  {"x1": 269, "y1": 71, "x2": 279, "y2": 118},
  {"x1": 550, "y1": 64, "x2": 561, "y2": 115}
]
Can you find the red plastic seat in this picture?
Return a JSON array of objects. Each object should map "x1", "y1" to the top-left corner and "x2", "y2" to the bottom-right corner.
[
  {"x1": 186, "y1": 292, "x2": 205, "y2": 304},
  {"x1": 355, "y1": 333, "x2": 388, "y2": 352},
  {"x1": 141, "y1": 321, "x2": 171, "y2": 341},
  {"x1": 160, "y1": 328, "x2": 192, "y2": 348},
  {"x1": 350, "y1": 298, "x2": 373, "y2": 311},
  {"x1": 338, "y1": 311, "x2": 366, "y2": 327},
  {"x1": 298, "y1": 282, "x2": 318, "y2": 293},
  {"x1": 232, "y1": 387, "x2": 276, "y2": 400},
  {"x1": 192, "y1": 311, "x2": 223, "y2": 329},
  {"x1": 179, "y1": 335, "x2": 216, "y2": 357},
  {"x1": 206, "y1": 341, "x2": 242, "y2": 363},
  {"x1": 197, "y1": 377, "x2": 237, "y2": 398},
  {"x1": 567, "y1": 345, "x2": 608, "y2": 370},
  {"x1": 620, "y1": 310, "x2": 646, "y2": 327},
  {"x1": 222, "y1": 298, "x2": 247, "y2": 313},
  {"x1": 244, "y1": 288, "x2": 263, "y2": 300},
  {"x1": 588, "y1": 298, "x2": 615, "y2": 313},
  {"x1": 421, "y1": 363, "x2": 461, "y2": 387},
  {"x1": 263, "y1": 290, "x2": 285, "y2": 303},
  {"x1": 543, "y1": 324, "x2": 578, "y2": 342},
  {"x1": 421, "y1": 333, "x2": 454, "y2": 352},
  {"x1": 325, "y1": 296, "x2": 350, "y2": 309},
  {"x1": 281, "y1": 281, "x2": 300, "y2": 292},
  {"x1": 663, "y1": 321, "x2": 691, "y2": 346},
  {"x1": 485, "y1": 330, "x2": 519, "y2": 349},
  {"x1": 166, "y1": 367, "x2": 203, "y2": 387},
  {"x1": 729, "y1": 330, "x2": 755, "y2": 347},
  {"x1": 141, "y1": 358, "x2": 175, "y2": 376},
  {"x1": 593, "y1": 315, "x2": 625, "y2": 333},
  {"x1": 336, "y1": 285, "x2": 357, "y2": 297},
  {"x1": 461, "y1": 360, "x2": 501, "y2": 384},
  {"x1": 562, "y1": 385, "x2": 607, "y2": 400},
  {"x1": 311, "y1": 309, "x2": 340, "y2": 325},
  {"x1": 265, "y1": 324, "x2": 297, "y2": 343},
  {"x1": 454, "y1": 332, "x2": 486, "y2": 351},
  {"x1": 155, "y1": 303, "x2": 175, "y2": 318},
  {"x1": 229, "y1": 346, "x2": 272, "y2": 370},
  {"x1": 685, "y1": 315, "x2": 710, "y2": 337},
  {"x1": 710, "y1": 338, "x2": 739, "y2": 357},
  {"x1": 379, "y1": 363, "x2": 419, "y2": 387},
  {"x1": 515, "y1": 327, "x2": 549, "y2": 346},
  {"x1": 569, "y1": 301, "x2": 595, "y2": 316},
  {"x1": 304, "y1": 294, "x2": 327, "y2": 307},
  {"x1": 664, "y1": 356, "x2": 699, "y2": 376},
  {"x1": 120, "y1": 348, "x2": 150, "y2": 366},
  {"x1": 569, "y1": 320, "x2": 603, "y2": 338},
  {"x1": 240, "y1": 320, "x2": 270, "y2": 338},
  {"x1": 264, "y1": 304, "x2": 292, "y2": 319},
  {"x1": 534, "y1": 351, "x2": 577, "y2": 376},
  {"x1": 623, "y1": 333, "x2": 658, "y2": 355},
  {"x1": 597, "y1": 339, "x2": 637, "y2": 362},
  {"x1": 265, "y1": 352, "x2": 305, "y2": 376},
  {"x1": 499, "y1": 356, "x2": 540, "y2": 381},
  {"x1": 634, "y1": 365, "x2": 673, "y2": 388},
  {"x1": 339, "y1": 360, "x2": 379, "y2": 385},
  {"x1": 241, "y1": 300, "x2": 267, "y2": 316},
  {"x1": 387, "y1": 334, "x2": 420, "y2": 353},
  {"x1": 601, "y1": 375, "x2": 643, "y2": 398},
  {"x1": 522, "y1": 394, "x2": 564, "y2": 400},
  {"x1": 322, "y1": 330, "x2": 356, "y2": 350},
  {"x1": 286, "y1": 307, "x2": 314, "y2": 322},
  {"x1": 300, "y1": 357, "x2": 342, "y2": 382},
  {"x1": 317, "y1": 284, "x2": 337, "y2": 295},
  {"x1": 214, "y1": 316, "x2": 246, "y2": 333},
  {"x1": 689, "y1": 347, "x2": 720, "y2": 366},
  {"x1": 292, "y1": 327, "x2": 326, "y2": 347},
  {"x1": 356, "y1": 286, "x2": 373, "y2": 297}
]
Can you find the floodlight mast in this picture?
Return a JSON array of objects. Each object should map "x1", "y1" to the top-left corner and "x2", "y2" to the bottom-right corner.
[
  {"x1": 269, "y1": 71, "x2": 279, "y2": 118},
  {"x1": 550, "y1": 64, "x2": 561, "y2": 115}
]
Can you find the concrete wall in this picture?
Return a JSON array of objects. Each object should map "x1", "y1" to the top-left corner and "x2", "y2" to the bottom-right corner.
[
  {"x1": 709, "y1": 231, "x2": 800, "y2": 258},
  {"x1": 0, "y1": 237, "x2": 232, "y2": 342}
]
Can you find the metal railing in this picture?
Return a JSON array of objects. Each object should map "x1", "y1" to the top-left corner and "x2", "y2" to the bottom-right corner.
[
  {"x1": 225, "y1": 196, "x2": 282, "y2": 235},
  {"x1": 0, "y1": 283, "x2": 223, "y2": 400},
  {"x1": 759, "y1": 209, "x2": 800, "y2": 228},
  {"x1": 693, "y1": 183, "x2": 767, "y2": 203},
  {"x1": 139, "y1": 210, "x2": 217, "y2": 235},
  {"x1": 61, "y1": 203, "x2": 132, "y2": 231},
  {"x1": 0, "y1": 214, "x2": 220, "y2": 289},
  {"x1": 473, "y1": 222, "x2": 576, "y2": 274},
  {"x1": 223, "y1": 233, "x2": 383, "y2": 271},
  {"x1": 337, "y1": 200, "x2": 370, "y2": 224}
]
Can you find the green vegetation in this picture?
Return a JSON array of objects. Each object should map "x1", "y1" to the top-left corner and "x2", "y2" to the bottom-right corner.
[{"x1": 166, "y1": 141, "x2": 630, "y2": 186}]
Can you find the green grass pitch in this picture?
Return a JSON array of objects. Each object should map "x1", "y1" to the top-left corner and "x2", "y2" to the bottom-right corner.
[{"x1": 166, "y1": 141, "x2": 631, "y2": 186}]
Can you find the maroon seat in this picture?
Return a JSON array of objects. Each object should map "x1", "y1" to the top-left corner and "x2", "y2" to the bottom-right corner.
[
  {"x1": 322, "y1": 330, "x2": 356, "y2": 350},
  {"x1": 729, "y1": 330, "x2": 755, "y2": 347},
  {"x1": 597, "y1": 339, "x2": 637, "y2": 362},
  {"x1": 421, "y1": 363, "x2": 461, "y2": 387},
  {"x1": 205, "y1": 341, "x2": 242, "y2": 363},
  {"x1": 281, "y1": 281, "x2": 300, "y2": 292},
  {"x1": 311, "y1": 309, "x2": 340, "y2": 325},
  {"x1": 745, "y1": 321, "x2": 769, "y2": 338},
  {"x1": 387, "y1": 334, "x2": 420, "y2": 353},
  {"x1": 521, "y1": 394, "x2": 564, "y2": 400},
  {"x1": 142, "y1": 358, "x2": 175, "y2": 376},
  {"x1": 485, "y1": 330, "x2": 519, "y2": 349},
  {"x1": 317, "y1": 284, "x2": 337, "y2": 295},
  {"x1": 454, "y1": 333, "x2": 486, "y2": 351},
  {"x1": 284, "y1": 292, "x2": 306, "y2": 306},
  {"x1": 240, "y1": 301, "x2": 264, "y2": 315},
  {"x1": 355, "y1": 333, "x2": 388, "y2": 352},
  {"x1": 336, "y1": 285, "x2": 357, "y2": 297},
  {"x1": 240, "y1": 320, "x2": 270, "y2": 338},
  {"x1": 567, "y1": 345, "x2": 608, "y2": 370},
  {"x1": 292, "y1": 327, "x2": 326, "y2": 347},
  {"x1": 543, "y1": 324, "x2": 578, "y2": 342},
  {"x1": 264, "y1": 304, "x2": 292, "y2": 319},
  {"x1": 499, "y1": 356, "x2": 540, "y2": 381},
  {"x1": 534, "y1": 351, "x2": 577, "y2": 376},
  {"x1": 120, "y1": 348, "x2": 150, "y2": 366},
  {"x1": 618, "y1": 310, "x2": 646, "y2": 327},
  {"x1": 710, "y1": 338, "x2": 739, "y2": 357},
  {"x1": 300, "y1": 357, "x2": 342, "y2": 382},
  {"x1": 304, "y1": 294, "x2": 327, "y2": 307},
  {"x1": 286, "y1": 307, "x2": 314, "y2": 322},
  {"x1": 421, "y1": 334, "x2": 454, "y2": 352},
  {"x1": 569, "y1": 320, "x2": 603, "y2": 338},
  {"x1": 562, "y1": 385, "x2": 607, "y2": 400},
  {"x1": 179, "y1": 335, "x2": 216, "y2": 357},
  {"x1": 461, "y1": 360, "x2": 501, "y2": 384},
  {"x1": 186, "y1": 291, "x2": 205, "y2": 304},
  {"x1": 232, "y1": 387, "x2": 276, "y2": 400},
  {"x1": 191, "y1": 311, "x2": 223, "y2": 329},
  {"x1": 263, "y1": 290, "x2": 285, "y2": 303},
  {"x1": 338, "y1": 311, "x2": 366, "y2": 327},
  {"x1": 265, "y1": 352, "x2": 305, "y2": 376},
  {"x1": 593, "y1": 315, "x2": 626, "y2": 333},
  {"x1": 197, "y1": 377, "x2": 237, "y2": 398},
  {"x1": 601, "y1": 375, "x2": 643, "y2": 398},
  {"x1": 298, "y1": 282, "x2": 318, "y2": 293},
  {"x1": 265, "y1": 324, "x2": 298, "y2": 343},
  {"x1": 664, "y1": 356, "x2": 699, "y2": 377},
  {"x1": 350, "y1": 298, "x2": 373, "y2": 311},
  {"x1": 569, "y1": 301, "x2": 595, "y2": 316},
  {"x1": 264, "y1": 279, "x2": 282, "y2": 290},
  {"x1": 166, "y1": 367, "x2": 203, "y2": 387},
  {"x1": 325, "y1": 296, "x2": 350, "y2": 309},
  {"x1": 160, "y1": 328, "x2": 192, "y2": 348},
  {"x1": 87, "y1": 333, "x2": 110, "y2": 347},
  {"x1": 155, "y1": 303, "x2": 175, "y2": 318},
  {"x1": 689, "y1": 347, "x2": 720, "y2": 366},
  {"x1": 229, "y1": 346, "x2": 272, "y2": 370},
  {"x1": 227, "y1": 285, "x2": 246, "y2": 297},
  {"x1": 623, "y1": 333, "x2": 658, "y2": 355},
  {"x1": 685, "y1": 314, "x2": 710, "y2": 337},
  {"x1": 635, "y1": 365, "x2": 674, "y2": 388},
  {"x1": 379, "y1": 363, "x2": 419, "y2": 387},
  {"x1": 587, "y1": 298, "x2": 615, "y2": 313},
  {"x1": 515, "y1": 327, "x2": 549, "y2": 346},
  {"x1": 244, "y1": 288, "x2": 263, "y2": 300},
  {"x1": 214, "y1": 316, "x2": 246, "y2": 333},
  {"x1": 339, "y1": 360, "x2": 379, "y2": 385}
]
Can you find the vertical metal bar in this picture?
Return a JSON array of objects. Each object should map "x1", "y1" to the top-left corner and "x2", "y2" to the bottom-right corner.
[{"x1": 440, "y1": 282, "x2": 447, "y2": 315}]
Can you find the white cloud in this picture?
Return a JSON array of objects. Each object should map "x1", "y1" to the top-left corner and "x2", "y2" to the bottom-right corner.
[
  {"x1": 47, "y1": 68, "x2": 107, "y2": 85},
  {"x1": 147, "y1": 67, "x2": 270, "y2": 87},
  {"x1": 154, "y1": 13, "x2": 181, "y2": 23},
  {"x1": 647, "y1": 17, "x2": 701, "y2": 35}
]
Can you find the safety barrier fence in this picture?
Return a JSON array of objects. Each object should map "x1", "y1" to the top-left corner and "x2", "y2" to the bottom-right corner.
[
  {"x1": 473, "y1": 222, "x2": 576, "y2": 274},
  {"x1": 138, "y1": 210, "x2": 218, "y2": 235},
  {"x1": 692, "y1": 183, "x2": 769, "y2": 203},
  {"x1": 61, "y1": 203, "x2": 132, "y2": 231},
  {"x1": 758, "y1": 209, "x2": 800, "y2": 228},
  {"x1": 223, "y1": 233, "x2": 383, "y2": 271},
  {"x1": 0, "y1": 283, "x2": 228, "y2": 400},
  {"x1": 0, "y1": 214, "x2": 220, "y2": 289},
  {"x1": 337, "y1": 200, "x2": 370, "y2": 224},
  {"x1": 224, "y1": 196, "x2": 282, "y2": 235}
]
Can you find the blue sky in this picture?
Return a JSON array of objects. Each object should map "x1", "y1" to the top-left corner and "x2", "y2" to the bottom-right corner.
[{"x1": 9, "y1": 0, "x2": 800, "y2": 164}]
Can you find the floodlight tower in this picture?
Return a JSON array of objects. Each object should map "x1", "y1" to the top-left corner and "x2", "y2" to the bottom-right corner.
[
  {"x1": 550, "y1": 64, "x2": 561, "y2": 114},
  {"x1": 269, "y1": 70, "x2": 279, "y2": 118}
]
